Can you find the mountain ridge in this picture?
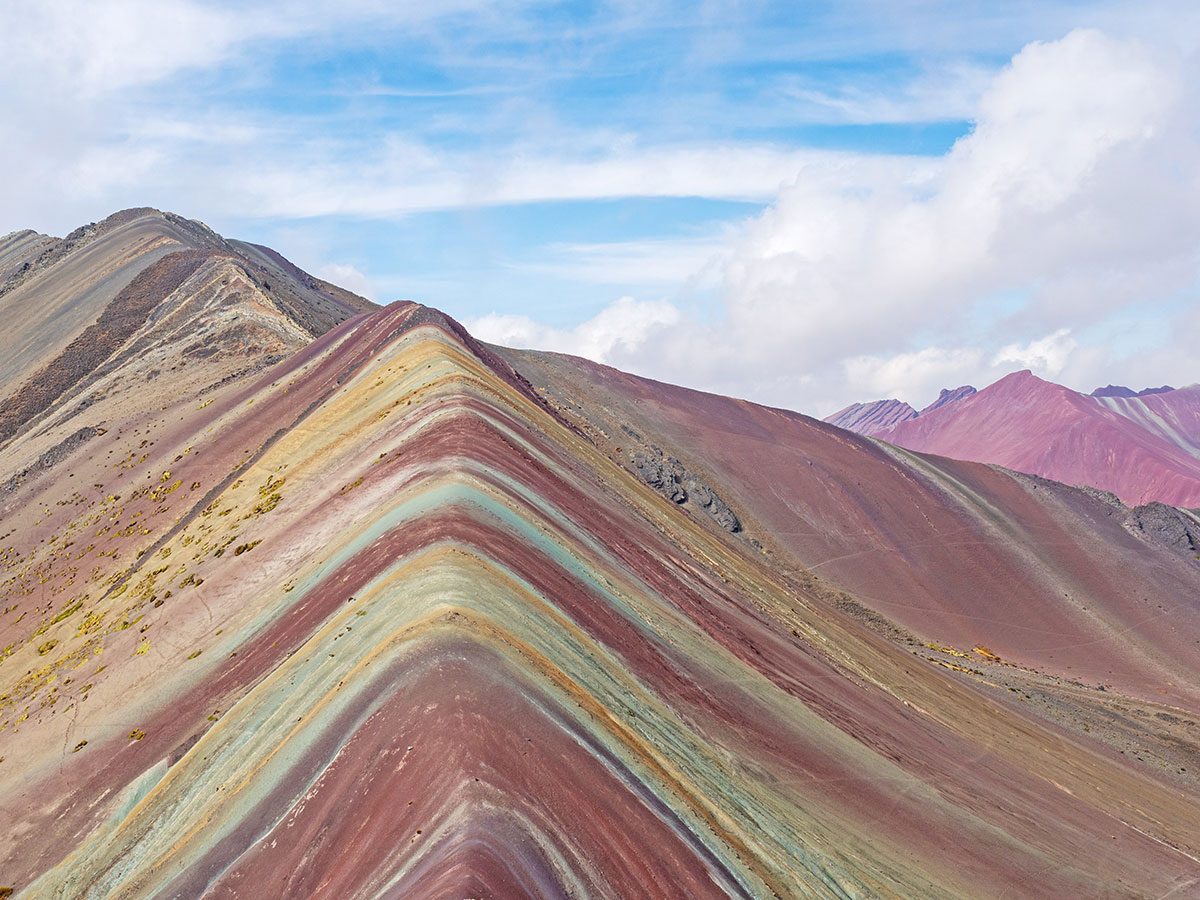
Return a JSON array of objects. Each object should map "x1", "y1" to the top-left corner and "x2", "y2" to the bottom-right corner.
[
  {"x1": 1, "y1": 210, "x2": 1198, "y2": 899},
  {"x1": 824, "y1": 384, "x2": 977, "y2": 436},
  {"x1": 0, "y1": 208, "x2": 375, "y2": 459},
  {"x1": 827, "y1": 369, "x2": 1200, "y2": 506}
]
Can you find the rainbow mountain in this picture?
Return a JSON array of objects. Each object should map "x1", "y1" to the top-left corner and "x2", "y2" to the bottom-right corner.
[{"x1": 1, "y1": 210, "x2": 1199, "y2": 899}]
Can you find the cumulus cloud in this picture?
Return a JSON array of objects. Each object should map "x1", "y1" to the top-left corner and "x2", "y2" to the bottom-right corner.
[
  {"x1": 734, "y1": 30, "x2": 1179, "y2": 358},
  {"x1": 315, "y1": 263, "x2": 376, "y2": 301},
  {"x1": 2, "y1": 5, "x2": 1196, "y2": 415},
  {"x1": 992, "y1": 329, "x2": 1077, "y2": 375},
  {"x1": 581, "y1": 27, "x2": 1200, "y2": 412},
  {"x1": 467, "y1": 296, "x2": 682, "y2": 362},
  {"x1": 843, "y1": 347, "x2": 986, "y2": 404}
]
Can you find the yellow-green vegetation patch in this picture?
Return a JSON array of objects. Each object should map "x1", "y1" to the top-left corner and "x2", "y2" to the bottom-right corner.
[
  {"x1": 0, "y1": 637, "x2": 100, "y2": 717},
  {"x1": 150, "y1": 479, "x2": 181, "y2": 502},
  {"x1": 49, "y1": 601, "x2": 84, "y2": 625},
  {"x1": 246, "y1": 474, "x2": 286, "y2": 518},
  {"x1": 923, "y1": 641, "x2": 970, "y2": 659},
  {"x1": 77, "y1": 611, "x2": 106, "y2": 635},
  {"x1": 258, "y1": 474, "x2": 285, "y2": 497},
  {"x1": 212, "y1": 535, "x2": 240, "y2": 558}
]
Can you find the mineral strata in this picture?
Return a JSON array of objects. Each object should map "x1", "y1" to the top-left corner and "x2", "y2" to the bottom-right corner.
[{"x1": 1, "y1": 211, "x2": 1199, "y2": 899}]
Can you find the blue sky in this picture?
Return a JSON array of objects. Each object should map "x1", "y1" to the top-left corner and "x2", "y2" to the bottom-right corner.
[{"x1": 2, "y1": 0, "x2": 1198, "y2": 413}]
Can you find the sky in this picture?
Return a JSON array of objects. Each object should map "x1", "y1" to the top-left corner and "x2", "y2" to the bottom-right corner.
[{"x1": 1, "y1": 0, "x2": 1198, "y2": 416}]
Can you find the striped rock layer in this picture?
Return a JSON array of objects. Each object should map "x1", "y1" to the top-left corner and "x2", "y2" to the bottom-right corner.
[
  {"x1": 821, "y1": 399, "x2": 917, "y2": 436},
  {"x1": 0, "y1": 217, "x2": 1196, "y2": 898}
]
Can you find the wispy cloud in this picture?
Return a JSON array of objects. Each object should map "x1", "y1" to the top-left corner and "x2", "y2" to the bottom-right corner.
[
  {"x1": 470, "y1": 26, "x2": 1200, "y2": 413},
  {"x1": 507, "y1": 234, "x2": 731, "y2": 287},
  {"x1": 780, "y1": 61, "x2": 996, "y2": 124},
  {"x1": 1, "y1": 1, "x2": 1196, "y2": 415}
]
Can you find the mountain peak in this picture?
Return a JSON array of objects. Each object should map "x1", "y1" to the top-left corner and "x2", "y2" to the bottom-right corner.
[
  {"x1": 984, "y1": 368, "x2": 1075, "y2": 400},
  {"x1": 823, "y1": 398, "x2": 917, "y2": 435},
  {"x1": 1092, "y1": 383, "x2": 1176, "y2": 398},
  {"x1": 1092, "y1": 384, "x2": 1137, "y2": 398},
  {"x1": 0, "y1": 210, "x2": 376, "y2": 451},
  {"x1": 918, "y1": 384, "x2": 976, "y2": 416},
  {"x1": 996, "y1": 368, "x2": 1038, "y2": 383}
]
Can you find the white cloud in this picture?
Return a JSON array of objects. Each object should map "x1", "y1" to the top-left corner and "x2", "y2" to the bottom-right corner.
[
  {"x1": 207, "y1": 142, "x2": 863, "y2": 220},
  {"x1": 507, "y1": 235, "x2": 730, "y2": 287},
  {"x1": 467, "y1": 296, "x2": 682, "y2": 362},
  {"x1": 0, "y1": 0, "x2": 510, "y2": 98},
  {"x1": 575, "y1": 27, "x2": 1200, "y2": 412},
  {"x1": 0, "y1": 1, "x2": 241, "y2": 95},
  {"x1": 784, "y1": 60, "x2": 996, "y2": 124},
  {"x1": 316, "y1": 263, "x2": 376, "y2": 301},
  {"x1": 843, "y1": 346, "x2": 985, "y2": 403},
  {"x1": 733, "y1": 30, "x2": 1178, "y2": 354},
  {"x1": 1, "y1": 4, "x2": 1197, "y2": 417},
  {"x1": 992, "y1": 329, "x2": 1077, "y2": 375},
  {"x1": 826, "y1": 328, "x2": 1080, "y2": 412}
]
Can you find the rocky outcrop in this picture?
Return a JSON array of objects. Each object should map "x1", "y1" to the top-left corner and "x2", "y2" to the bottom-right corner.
[
  {"x1": 629, "y1": 443, "x2": 741, "y2": 532},
  {"x1": 1128, "y1": 502, "x2": 1200, "y2": 556},
  {"x1": 0, "y1": 425, "x2": 100, "y2": 496}
]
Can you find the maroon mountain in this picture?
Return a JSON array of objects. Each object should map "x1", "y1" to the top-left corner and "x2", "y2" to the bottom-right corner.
[{"x1": 834, "y1": 370, "x2": 1200, "y2": 507}]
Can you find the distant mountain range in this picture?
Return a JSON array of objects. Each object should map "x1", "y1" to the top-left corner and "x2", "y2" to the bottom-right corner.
[
  {"x1": 824, "y1": 384, "x2": 978, "y2": 435},
  {"x1": 826, "y1": 371, "x2": 1200, "y2": 507}
]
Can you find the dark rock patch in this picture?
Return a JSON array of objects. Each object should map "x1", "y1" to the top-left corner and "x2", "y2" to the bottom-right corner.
[
  {"x1": 0, "y1": 249, "x2": 211, "y2": 446},
  {"x1": 1128, "y1": 502, "x2": 1200, "y2": 556},
  {"x1": 0, "y1": 425, "x2": 101, "y2": 496},
  {"x1": 629, "y1": 445, "x2": 741, "y2": 532}
]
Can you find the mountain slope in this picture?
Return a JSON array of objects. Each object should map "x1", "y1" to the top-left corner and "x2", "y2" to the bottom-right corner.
[
  {"x1": 0, "y1": 217, "x2": 1199, "y2": 898},
  {"x1": 0, "y1": 209, "x2": 376, "y2": 489},
  {"x1": 918, "y1": 383, "x2": 976, "y2": 414},
  {"x1": 0, "y1": 208, "x2": 372, "y2": 405},
  {"x1": 500, "y1": 348, "x2": 1200, "y2": 706},
  {"x1": 1095, "y1": 384, "x2": 1200, "y2": 459},
  {"x1": 876, "y1": 371, "x2": 1200, "y2": 506}
]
